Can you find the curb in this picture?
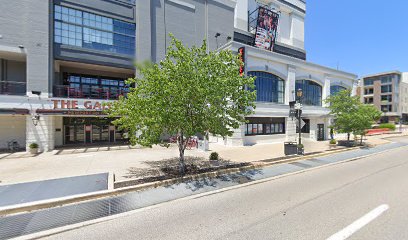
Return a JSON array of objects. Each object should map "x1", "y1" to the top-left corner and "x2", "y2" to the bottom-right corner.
[{"x1": 0, "y1": 143, "x2": 379, "y2": 217}]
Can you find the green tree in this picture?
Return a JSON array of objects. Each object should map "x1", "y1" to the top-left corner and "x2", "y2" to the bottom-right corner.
[
  {"x1": 351, "y1": 104, "x2": 382, "y2": 145},
  {"x1": 325, "y1": 90, "x2": 360, "y2": 142},
  {"x1": 325, "y1": 90, "x2": 382, "y2": 145},
  {"x1": 108, "y1": 35, "x2": 256, "y2": 175}
]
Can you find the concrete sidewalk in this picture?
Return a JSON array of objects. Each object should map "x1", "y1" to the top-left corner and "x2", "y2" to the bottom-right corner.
[
  {"x1": 2, "y1": 139, "x2": 408, "y2": 240},
  {"x1": 0, "y1": 134, "x2": 404, "y2": 185}
]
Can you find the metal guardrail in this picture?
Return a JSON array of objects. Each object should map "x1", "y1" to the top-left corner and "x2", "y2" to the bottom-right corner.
[
  {"x1": 0, "y1": 80, "x2": 26, "y2": 96},
  {"x1": 53, "y1": 85, "x2": 128, "y2": 100}
]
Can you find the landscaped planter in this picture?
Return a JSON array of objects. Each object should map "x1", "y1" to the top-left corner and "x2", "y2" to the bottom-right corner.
[
  {"x1": 337, "y1": 140, "x2": 355, "y2": 147},
  {"x1": 28, "y1": 143, "x2": 39, "y2": 154},
  {"x1": 29, "y1": 148, "x2": 39, "y2": 154},
  {"x1": 329, "y1": 139, "x2": 337, "y2": 149},
  {"x1": 297, "y1": 147, "x2": 304, "y2": 155},
  {"x1": 329, "y1": 144, "x2": 337, "y2": 149}
]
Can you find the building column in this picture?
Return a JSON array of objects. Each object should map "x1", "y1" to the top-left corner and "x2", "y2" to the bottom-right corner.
[
  {"x1": 285, "y1": 65, "x2": 296, "y2": 104},
  {"x1": 226, "y1": 124, "x2": 246, "y2": 146},
  {"x1": 26, "y1": 115, "x2": 55, "y2": 152},
  {"x1": 285, "y1": 65, "x2": 297, "y2": 142},
  {"x1": 136, "y1": 0, "x2": 152, "y2": 62},
  {"x1": 285, "y1": 117, "x2": 297, "y2": 142},
  {"x1": 322, "y1": 74, "x2": 331, "y2": 107}
]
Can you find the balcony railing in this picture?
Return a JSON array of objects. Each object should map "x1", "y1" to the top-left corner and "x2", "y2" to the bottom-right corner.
[
  {"x1": 0, "y1": 80, "x2": 26, "y2": 96},
  {"x1": 53, "y1": 85, "x2": 128, "y2": 100}
]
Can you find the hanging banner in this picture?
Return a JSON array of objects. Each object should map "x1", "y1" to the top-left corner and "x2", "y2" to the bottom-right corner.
[{"x1": 254, "y1": 7, "x2": 279, "y2": 51}]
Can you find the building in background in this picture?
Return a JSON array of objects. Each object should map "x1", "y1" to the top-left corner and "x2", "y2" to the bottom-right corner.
[
  {"x1": 0, "y1": 0, "x2": 236, "y2": 151},
  {"x1": 359, "y1": 71, "x2": 408, "y2": 123},
  {"x1": 0, "y1": 0, "x2": 358, "y2": 151},
  {"x1": 215, "y1": 0, "x2": 357, "y2": 146}
]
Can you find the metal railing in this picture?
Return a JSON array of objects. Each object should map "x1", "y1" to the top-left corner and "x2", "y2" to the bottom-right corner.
[
  {"x1": 53, "y1": 85, "x2": 128, "y2": 100},
  {"x1": 0, "y1": 80, "x2": 26, "y2": 96}
]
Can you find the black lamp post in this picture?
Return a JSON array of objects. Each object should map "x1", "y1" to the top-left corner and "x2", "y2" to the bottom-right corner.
[{"x1": 296, "y1": 88, "x2": 303, "y2": 145}]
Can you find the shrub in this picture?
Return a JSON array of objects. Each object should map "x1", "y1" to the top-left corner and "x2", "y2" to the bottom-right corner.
[
  {"x1": 297, "y1": 144, "x2": 304, "y2": 149},
  {"x1": 329, "y1": 139, "x2": 337, "y2": 144},
  {"x1": 379, "y1": 123, "x2": 396, "y2": 131},
  {"x1": 29, "y1": 143, "x2": 39, "y2": 149},
  {"x1": 209, "y1": 152, "x2": 219, "y2": 161}
]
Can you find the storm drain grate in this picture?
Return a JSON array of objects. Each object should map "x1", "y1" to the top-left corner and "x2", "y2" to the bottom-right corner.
[{"x1": 288, "y1": 162, "x2": 312, "y2": 169}]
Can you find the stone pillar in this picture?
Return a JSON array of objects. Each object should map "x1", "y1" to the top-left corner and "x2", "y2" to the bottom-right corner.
[
  {"x1": 322, "y1": 74, "x2": 331, "y2": 107},
  {"x1": 26, "y1": 115, "x2": 55, "y2": 152},
  {"x1": 226, "y1": 124, "x2": 246, "y2": 146},
  {"x1": 285, "y1": 65, "x2": 296, "y2": 104}
]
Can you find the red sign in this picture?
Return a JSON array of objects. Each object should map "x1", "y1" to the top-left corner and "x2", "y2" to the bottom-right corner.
[
  {"x1": 238, "y1": 47, "x2": 245, "y2": 76},
  {"x1": 51, "y1": 99, "x2": 110, "y2": 110}
]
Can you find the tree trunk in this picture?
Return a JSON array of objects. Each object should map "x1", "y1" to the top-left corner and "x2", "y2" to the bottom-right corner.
[
  {"x1": 177, "y1": 132, "x2": 186, "y2": 176},
  {"x1": 360, "y1": 134, "x2": 364, "y2": 146},
  {"x1": 347, "y1": 133, "x2": 350, "y2": 143}
]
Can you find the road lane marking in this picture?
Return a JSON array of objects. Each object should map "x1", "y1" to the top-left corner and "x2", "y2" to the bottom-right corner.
[
  {"x1": 75, "y1": 154, "x2": 97, "y2": 158},
  {"x1": 327, "y1": 204, "x2": 389, "y2": 240}
]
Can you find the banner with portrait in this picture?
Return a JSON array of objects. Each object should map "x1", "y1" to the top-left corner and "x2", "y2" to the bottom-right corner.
[{"x1": 254, "y1": 7, "x2": 279, "y2": 51}]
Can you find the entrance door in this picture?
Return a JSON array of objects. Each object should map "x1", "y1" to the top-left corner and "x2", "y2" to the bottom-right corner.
[
  {"x1": 85, "y1": 125, "x2": 92, "y2": 143},
  {"x1": 317, "y1": 124, "x2": 325, "y2": 141},
  {"x1": 109, "y1": 126, "x2": 115, "y2": 142}
]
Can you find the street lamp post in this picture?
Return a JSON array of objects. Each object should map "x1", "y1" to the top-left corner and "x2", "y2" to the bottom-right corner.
[{"x1": 296, "y1": 88, "x2": 303, "y2": 145}]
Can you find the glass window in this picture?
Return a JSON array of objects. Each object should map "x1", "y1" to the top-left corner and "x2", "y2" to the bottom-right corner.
[
  {"x1": 364, "y1": 78, "x2": 374, "y2": 86},
  {"x1": 381, "y1": 76, "x2": 392, "y2": 84},
  {"x1": 245, "y1": 118, "x2": 285, "y2": 136},
  {"x1": 330, "y1": 85, "x2": 347, "y2": 96},
  {"x1": 364, "y1": 88, "x2": 374, "y2": 95},
  {"x1": 364, "y1": 97, "x2": 373, "y2": 104},
  {"x1": 381, "y1": 85, "x2": 392, "y2": 93},
  {"x1": 296, "y1": 80, "x2": 322, "y2": 106},
  {"x1": 381, "y1": 105, "x2": 392, "y2": 112},
  {"x1": 381, "y1": 95, "x2": 392, "y2": 103},
  {"x1": 54, "y1": 5, "x2": 135, "y2": 56},
  {"x1": 59, "y1": 73, "x2": 130, "y2": 100},
  {"x1": 248, "y1": 71, "x2": 285, "y2": 103}
]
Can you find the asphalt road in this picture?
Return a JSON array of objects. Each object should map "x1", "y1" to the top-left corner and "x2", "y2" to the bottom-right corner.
[{"x1": 46, "y1": 137, "x2": 408, "y2": 240}]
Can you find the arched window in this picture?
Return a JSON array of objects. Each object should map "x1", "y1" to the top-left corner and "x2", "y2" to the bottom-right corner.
[
  {"x1": 295, "y1": 80, "x2": 322, "y2": 106},
  {"x1": 248, "y1": 71, "x2": 285, "y2": 103},
  {"x1": 330, "y1": 85, "x2": 347, "y2": 95}
]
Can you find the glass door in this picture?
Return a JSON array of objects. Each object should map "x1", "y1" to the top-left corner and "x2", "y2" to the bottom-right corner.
[
  {"x1": 317, "y1": 124, "x2": 325, "y2": 141},
  {"x1": 101, "y1": 125, "x2": 109, "y2": 142},
  {"x1": 92, "y1": 125, "x2": 101, "y2": 143}
]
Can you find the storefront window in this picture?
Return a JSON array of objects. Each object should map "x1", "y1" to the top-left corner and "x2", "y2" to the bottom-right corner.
[
  {"x1": 245, "y1": 118, "x2": 285, "y2": 136},
  {"x1": 63, "y1": 117, "x2": 128, "y2": 145},
  {"x1": 248, "y1": 71, "x2": 285, "y2": 103},
  {"x1": 296, "y1": 80, "x2": 322, "y2": 106}
]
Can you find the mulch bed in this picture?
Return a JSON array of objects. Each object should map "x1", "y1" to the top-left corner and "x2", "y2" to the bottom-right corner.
[{"x1": 115, "y1": 157, "x2": 252, "y2": 188}]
